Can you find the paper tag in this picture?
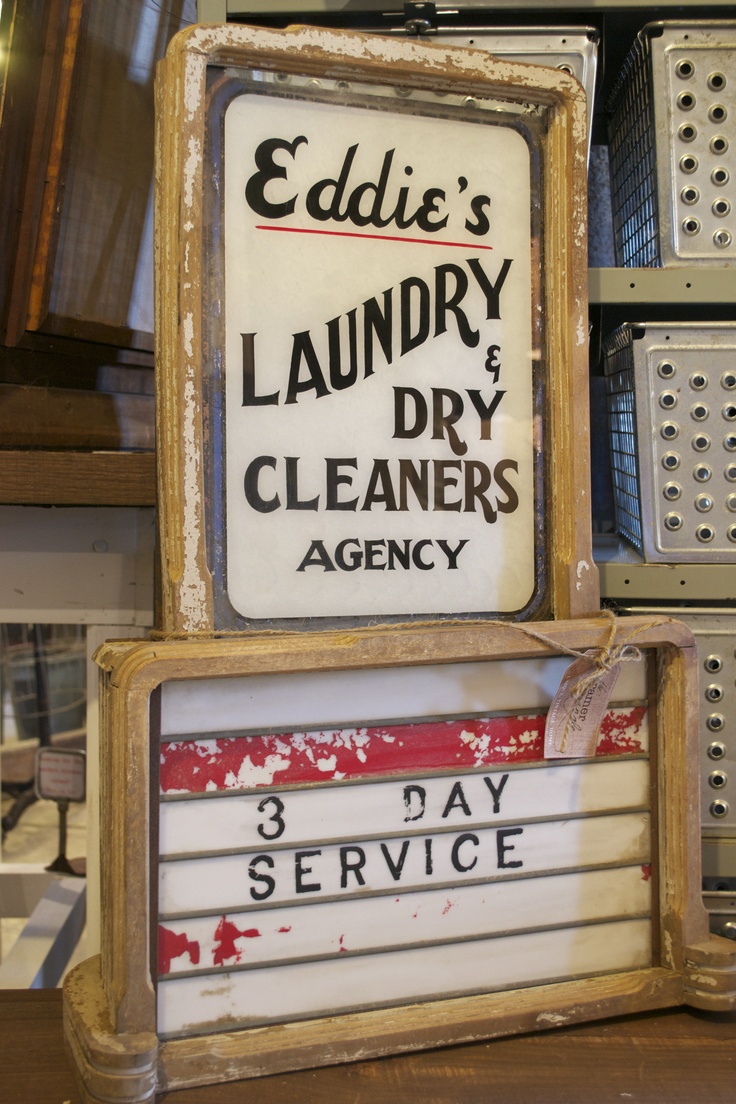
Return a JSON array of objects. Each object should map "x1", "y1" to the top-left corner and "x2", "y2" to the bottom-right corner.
[{"x1": 544, "y1": 651, "x2": 621, "y2": 759}]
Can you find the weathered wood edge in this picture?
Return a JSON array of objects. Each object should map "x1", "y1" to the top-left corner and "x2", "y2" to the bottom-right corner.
[
  {"x1": 156, "y1": 968, "x2": 682, "y2": 1092},
  {"x1": 94, "y1": 614, "x2": 692, "y2": 688},
  {"x1": 154, "y1": 21, "x2": 598, "y2": 634}
]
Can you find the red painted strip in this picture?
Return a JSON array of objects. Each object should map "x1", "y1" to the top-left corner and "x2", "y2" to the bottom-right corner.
[
  {"x1": 159, "y1": 706, "x2": 647, "y2": 795},
  {"x1": 255, "y1": 224, "x2": 493, "y2": 249}
]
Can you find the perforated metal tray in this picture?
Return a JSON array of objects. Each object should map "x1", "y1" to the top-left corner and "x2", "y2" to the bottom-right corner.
[
  {"x1": 603, "y1": 322, "x2": 736, "y2": 562},
  {"x1": 608, "y1": 21, "x2": 736, "y2": 266}
]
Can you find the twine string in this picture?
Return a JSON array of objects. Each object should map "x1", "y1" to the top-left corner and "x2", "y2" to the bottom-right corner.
[{"x1": 149, "y1": 609, "x2": 658, "y2": 697}]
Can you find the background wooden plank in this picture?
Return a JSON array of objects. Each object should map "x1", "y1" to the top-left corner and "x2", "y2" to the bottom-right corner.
[
  {"x1": 3, "y1": 992, "x2": 735, "y2": 1104},
  {"x1": 1, "y1": 451, "x2": 155, "y2": 505},
  {"x1": 0, "y1": 383, "x2": 154, "y2": 449}
]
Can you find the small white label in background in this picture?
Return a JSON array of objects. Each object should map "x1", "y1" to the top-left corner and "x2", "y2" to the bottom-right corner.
[
  {"x1": 35, "y1": 747, "x2": 86, "y2": 803},
  {"x1": 545, "y1": 652, "x2": 621, "y2": 759}
]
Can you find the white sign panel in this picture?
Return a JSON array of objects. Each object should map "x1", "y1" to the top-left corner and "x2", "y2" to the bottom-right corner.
[
  {"x1": 155, "y1": 658, "x2": 653, "y2": 1040},
  {"x1": 223, "y1": 91, "x2": 536, "y2": 620}
]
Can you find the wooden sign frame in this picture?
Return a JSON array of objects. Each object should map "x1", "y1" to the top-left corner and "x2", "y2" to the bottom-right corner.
[
  {"x1": 154, "y1": 23, "x2": 599, "y2": 634},
  {"x1": 64, "y1": 616, "x2": 736, "y2": 1103}
]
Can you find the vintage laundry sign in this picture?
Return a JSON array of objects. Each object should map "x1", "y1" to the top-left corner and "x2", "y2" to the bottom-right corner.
[
  {"x1": 154, "y1": 23, "x2": 598, "y2": 633},
  {"x1": 156, "y1": 689, "x2": 653, "y2": 1037},
  {"x1": 62, "y1": 615, "x2": 736, "y2": 1104}
]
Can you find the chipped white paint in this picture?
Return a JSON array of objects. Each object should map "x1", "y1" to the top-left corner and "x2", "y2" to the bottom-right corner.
[
  {"x1": 536, "y1": 1011, "x2": 571, "y2": 1026},
  {"x1": 182, "y1": 135, "x2": 201, "y2": 210},
  {"x1": 182, "y1": 312, "x2": 194, "y2": 359},
  {"x1": 179, "y1": 367, "x2": 207, "y2": 631},
  {"x1": 182, "y1": 23, "x2": 583, "y2": 104},
  {"x1": 663, "y1": 928, "x2": 675, "y2": 968},
  {"x1": 576, "y1": 559, "x2": 591, "y2": 590},
  {"x1": 688, "y1": 972, "x2": 719, "y2": 988},
  {"x1": 183, "y1": 53, "x2": 202, "y2": 122}
]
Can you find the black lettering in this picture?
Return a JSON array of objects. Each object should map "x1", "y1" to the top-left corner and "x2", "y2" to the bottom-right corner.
[
  {"x1": 362, "y1": 460, "x2": 398, "y2": 512},
  {"x1": 425, "y1": 837, "x2": 434, "y2": 875},
  {"x1": 496, "y1": 827, "x2": 523, "y2": 869},
  {"x1": 296, "y1": 540, "x2": 336, "y2": 572},
  {"x1": 248, "y1": 854, "x2": 275, "y2": 901},
  {"x1": 495, "y1": 459, "x2": 520, "y2": 515},
  {"x1": 305, "y1": 143, "x2": 357, "y2": 222},
  {"x1": 413, "y1": 187, "x2": 448, "y2": 233},
  {"x1": 334, "y1": 538, "x2": 362, "y2": 571},
  {"x1": 393, "y1": 387, "x2": 428, "y2": 440},
  {"x1": 464, "y1": 460, "x2": 497, "y2": 524},
  {"x1": 466, "y1": 389, "x2": 505, "y2": 440},
  {"x1": 411, "y1": 539, "x2": 434, "y2": 570},
  {"x1": 327, "y1": 311, "x2": 358, "y2": 391},
  {"x1": 432, "y1": 389, "x2": 467, "y2": 457},
  {"x1": 482, "y1": 774, "x2": 509, "y2": 815},
  {"x1": 340, "y1": 846, "x2": 366, "y2": 888},
  {"x1": 381, "y1": 841, "x2": 410, "y2": 881},
  {"x1": 285, "y1": 456, "x2": 319, "y2": 511},
  {"x1": 364, "y1": 290, "x2": 393, "y2": 377},
  {"x1": 465, "y1": 194, "x2": 491, "y2": 237},
  {"x1": 244, "y1": 456, "x2": 280, "y2": 513},
  {"x1": 325, "y1": 458, "x2": 359, "y2": 511},
  {"x1": 451, "y1": 832, "x2": 479, "y2": 872},
  {"x1": 403, "y1": 784, "x2": 426, "y2": 821},
  {"x1": 437, "y1": 539, "x2": 468, "y2": 569},
  {"x1": 346, "y1": 148, "x2": 395, "y2": 228},
  {"x1": 257, "y1": 795, "x2": 286, "y2": 840},
  {"x1": 467, "y1": 257, "x2": 512, "y2": 320},
  {"x1": 244, "y1": 135, "x2": 307, "y2": 219},
  {"x1": 241, "y1": 333, "x2": 279, "y2": 406},
  {"x1": 442, "y1": 781, "x2": 472, "y2": 818},
  {"x1": 398, "y1": 458, "x2": 429, "y2": 510},
  {"x1": 286, "y1": 332, "x2": 330, "y2": 403},
  {"x1": 433, "y1": 459, "x2": 463, "y2": 511},
  {"x1": 434, "y1": 264, "x2": 479, "y2": 348},
  {"x1": 400, "y1": 277, "x2": 430, "y2": 355},
  {"x1": 364, "y1": 539, "x2": 386, "y2": 570},
  {"x1": 485, "y1": 344, "x2": 501, "y2": 382},
  {"x1": 295, "y1": 849, "x2": 322, "y2": 893},
  {"x1": 387, "y1": 538, "x2": 412, "y2": 569}
]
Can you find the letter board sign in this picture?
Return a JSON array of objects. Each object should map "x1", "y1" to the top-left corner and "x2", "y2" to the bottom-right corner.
[
  {"x1": 155, "y1": 23, "x2": 598, "y2": 633},
  {"x1": 63, "y1": 617, "x2": 736, "y2": 1102}
]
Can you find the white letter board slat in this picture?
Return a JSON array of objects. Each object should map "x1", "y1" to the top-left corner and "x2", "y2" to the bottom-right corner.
[
  {"x1": 153, "y1": 22, "x2": 599, "y2": 634},
  {"x1": 62, "y1": 616, "x2": 736, "y2": 1103}
]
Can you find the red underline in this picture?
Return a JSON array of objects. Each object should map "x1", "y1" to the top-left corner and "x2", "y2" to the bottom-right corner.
[{"x1": 255, "y1": 224, "x2": 493, "y2": 249}]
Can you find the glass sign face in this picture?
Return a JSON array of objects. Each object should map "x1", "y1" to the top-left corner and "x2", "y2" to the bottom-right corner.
[{"x1": 217, "y1": 80, "x2": 541, "y2": 623}]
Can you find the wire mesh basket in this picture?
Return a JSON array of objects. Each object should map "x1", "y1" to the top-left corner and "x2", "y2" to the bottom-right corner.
[
  {"x1": 608, "y1": 21, "x2": 736, "y2": 266},
  {"x1": 619, "y1": 604, "x2": 736, "y2": 906},
  {"x1": 603, "y1": 322, "x2": 736, "y2": 562}
]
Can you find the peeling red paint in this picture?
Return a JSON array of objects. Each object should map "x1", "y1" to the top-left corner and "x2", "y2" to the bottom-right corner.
[
  {"x1": 338, "y1": 933, "x2": 348, "y2": 953},
  {"x1": 212, "y1": 917, "x2": 260, "y2": 967},
  {"x1": 597, "y1": 706, "x2": 647, "y2": 755},
  {"x1": 277, "y1": 926, "x2": 292, "y2": 933},
  {"x1": 160, "y1": 705, "x2": 648, "y2": 794},
  {"x1": 641, "y1": 864, "x2": 652, "y2": 882},
  {"x1": 442, "y1": 899, "x2": 456, "y2": 915},
  {"x1": 158, "y1": 925, "x2": 200, "y2": 976}
]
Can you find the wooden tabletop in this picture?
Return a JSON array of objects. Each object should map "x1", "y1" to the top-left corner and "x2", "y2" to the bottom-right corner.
[{"x1": 2, "y1": 990, "x2": 736, "y2": 1103}]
